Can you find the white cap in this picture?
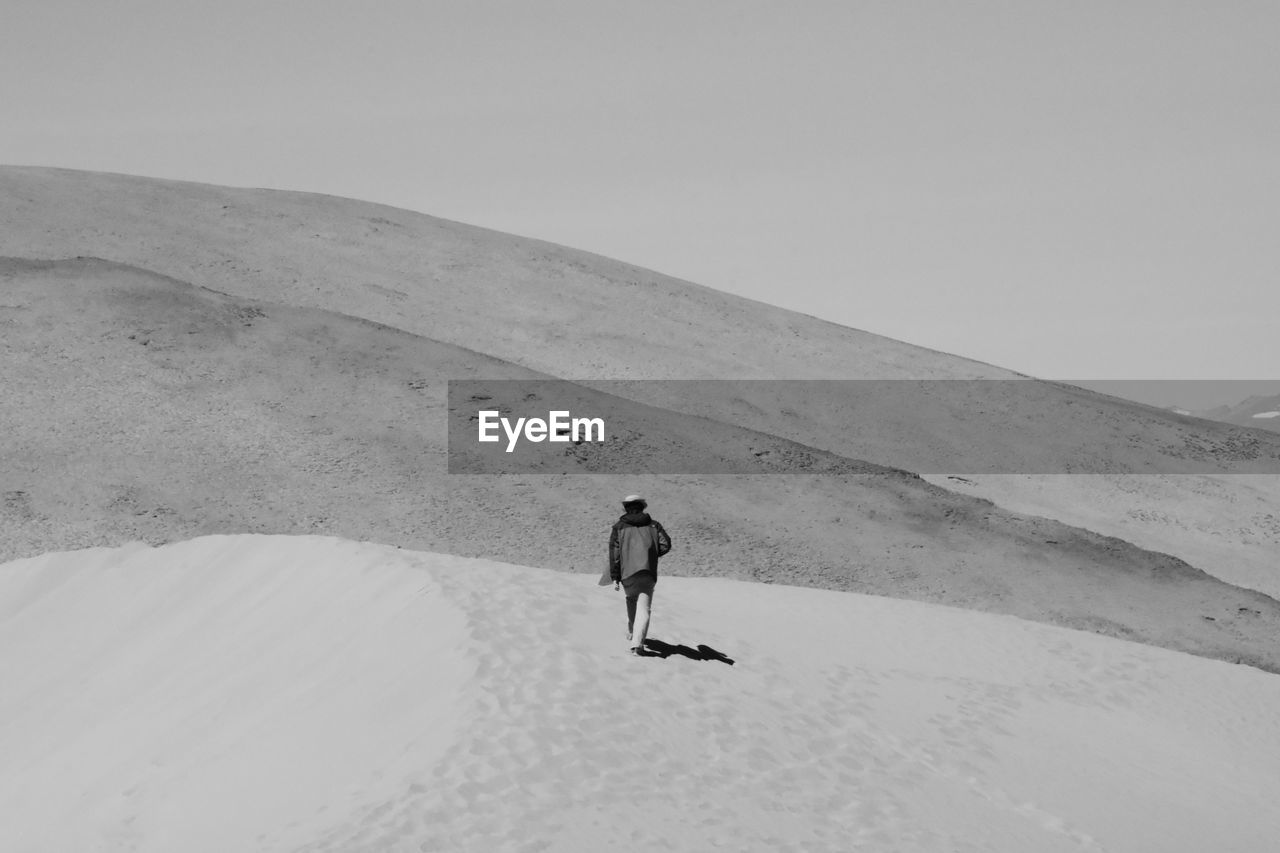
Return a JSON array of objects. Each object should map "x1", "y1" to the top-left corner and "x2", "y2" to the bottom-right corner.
[{"x1": 622, "y1": 494, "x2": 646, "y2": 506}]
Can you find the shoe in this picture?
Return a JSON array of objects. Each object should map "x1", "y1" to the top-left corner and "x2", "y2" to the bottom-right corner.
[
  {"x1": 626, "y1": 630, "x2": 633, "y2": 642},
  {"x1": 628, "y1": 646, "x2": 641, "y2": 655}
]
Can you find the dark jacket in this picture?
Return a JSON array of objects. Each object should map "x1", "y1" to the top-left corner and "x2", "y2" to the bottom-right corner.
[{"x1": 609, "y1": 512, "x2": 671, "y2": 582}]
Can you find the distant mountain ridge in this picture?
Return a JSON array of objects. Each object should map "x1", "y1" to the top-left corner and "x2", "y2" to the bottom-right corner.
[{"x1": 1168, "y1": 393, "x2": 1280, "y2": 433}]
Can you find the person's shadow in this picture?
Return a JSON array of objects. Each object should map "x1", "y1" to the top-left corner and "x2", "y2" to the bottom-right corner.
[{"x1": 640, "y1": 638, "x2": 734, "y2": 665}]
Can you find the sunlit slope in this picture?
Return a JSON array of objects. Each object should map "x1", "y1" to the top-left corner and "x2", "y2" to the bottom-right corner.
[
  {"x1": 0, "y1": 165, "x2": 1012, "y2": 381},
  {"x1": 926, "y1": 473, "x2": 1280, "y2": 601},
  {"x1": 3, "y1": 536, "x2": 1279, "y2": 853},
  {"x1": 5, "y1": 257, "x2": 1280, "y2": 673},
  {"x1": 0, "y1": 537, "x2": 469, "y2": 853},
  {"x1": 5, "y1": 167, "x2": 1278, "y2": 481}
]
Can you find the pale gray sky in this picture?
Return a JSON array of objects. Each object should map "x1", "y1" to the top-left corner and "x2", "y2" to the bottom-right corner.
[{"x1": 5, "y1": 1, "x2": 1278, "y2": 393}]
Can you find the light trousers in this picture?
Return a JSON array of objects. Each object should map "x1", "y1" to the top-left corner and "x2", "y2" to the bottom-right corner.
[
  {"x1": 623, "y1": 571, "x2": 656, "y2": 649},
  {"x1": 627, "y1": 591, "x2": 653, "y2": 649}
]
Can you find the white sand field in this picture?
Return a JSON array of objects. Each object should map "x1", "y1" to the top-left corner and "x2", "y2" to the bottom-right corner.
[{"x1": 3, "y1": 536, "x2": 1278, "y2": 852}]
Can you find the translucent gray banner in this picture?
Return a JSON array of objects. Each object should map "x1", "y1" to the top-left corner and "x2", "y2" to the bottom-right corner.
[{"x1": 447, "y1": 380, "x2": 1280, "y2": 475}]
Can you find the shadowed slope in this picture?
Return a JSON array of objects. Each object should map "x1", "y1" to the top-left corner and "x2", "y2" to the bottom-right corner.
[
  {"x1": 0, "y1": 256, "x2": 532, "y2": 557},
  {"x1": 3, "y1": 256, "x2": 1279, "y2": 673}
]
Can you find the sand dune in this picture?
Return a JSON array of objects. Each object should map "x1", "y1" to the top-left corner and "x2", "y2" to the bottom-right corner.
[{"x1": 2, "y1": 535, "x2": 1278, "y2": 852}]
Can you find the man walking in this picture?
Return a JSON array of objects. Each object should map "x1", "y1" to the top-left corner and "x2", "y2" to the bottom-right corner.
[{"x1": 609, "y1": 494, "x2": 671, "y2": 654}]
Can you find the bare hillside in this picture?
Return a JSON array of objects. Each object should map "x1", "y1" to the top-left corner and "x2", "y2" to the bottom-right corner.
[
  {"x1": 0, "y1": 166, "x2": 1010, "y2": 381},
  {"x1": 2, "y1": 252, "x2": 1278, "y2": 673}
]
